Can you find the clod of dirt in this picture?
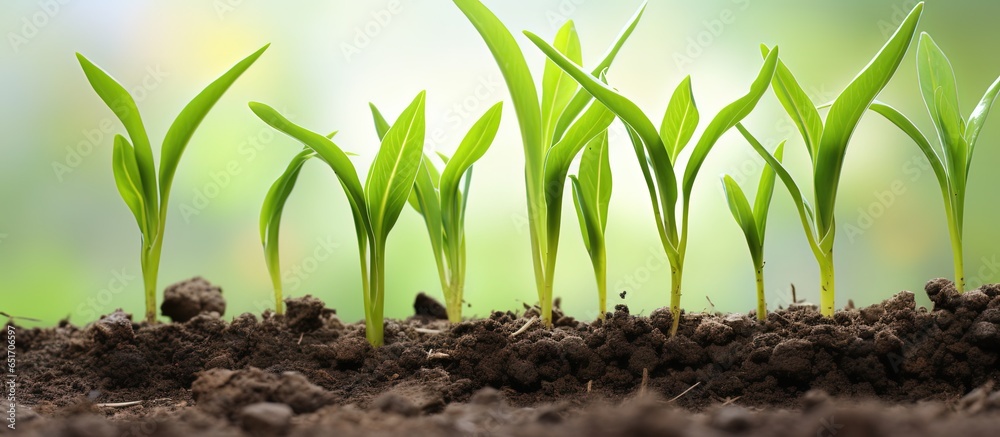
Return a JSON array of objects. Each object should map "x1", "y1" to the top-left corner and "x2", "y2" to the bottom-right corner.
[
  {"x1": 192, "y1": 368, "x2": 336, "y2": 418},
  {"x1": 373, "y1": 392, "x2": 420, "y2": 417},
  {"x1": 414, "y1": 292, "x2": 448, "y2": 320},
  {"x1": 240, "y1": 402, "x2": 293, "y2": 436},
  {"x1": 160, "y1": 277, "x2": 226, "y2": 323},
  {"x1": 90, "y1": 309, "x2": 135, "y2": 346},
  {"x1": 284, "y1": 295, "x2": 331, "y2": 332}
]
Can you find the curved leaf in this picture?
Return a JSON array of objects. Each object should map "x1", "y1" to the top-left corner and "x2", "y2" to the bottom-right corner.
[
  {"x1": 453, "y1": 0, "x2": 543, "y2": 173},
  {"x1": 721, "y1": 174, "x2": 763, "y2": 265},
  {"x1": 681, "y1": 47, "x2": 779, "y2": 201},
  {"x1": 966, "y1": 75, "x2": 1000, "y2": 151},
  {"x1": 578, "y1": 131, "x2": 612, "y2": 230},
  {"x1": 366, "y1": 91, "x2": 427, "y2": 240},
  {"x1": 543, "y1": 101, "x2": 615, "y2": 212},
  {"x1": 248, "y1": 102, "x2": 370, "y2": 233},
  {"x1": 369, "y1": 103, "x2": 392, "y2": 141},
  {"x1": 441, "y1": 102, "x2": 503, "y2": 229},
  {"x1": 814, "y1": 2, "x2": 922, "y2": 233},
  {"x1": 260, "y1": 149, "x2": 314, "y2": 305},
  {"x1": 160, "y1": 44, "x2": 269, "y2": 208},
  {"x1": 917, "y1": 33, "x2": 962, "y2": 151},
  {"x1": 753, "y1": 141, "x2": 784, "y2": 240},
  {"x1": 77, "y1": 53, "x2": 158, "y2": 221},
  {"x1": 661, "y1": 76, "x2": 699, "y2": 163},
  {"x1": 760, "y1": 45, "x2": 823, "y2": 163},
  {"x1": 552, "y1": 2, "x2": 647, "y2": 142},
  {"x1": 542, "y1": 21, "x2": 582, "y2": 144},
  {"x1": 111, "y1": 135, "x2": 149, "y2": 237}
]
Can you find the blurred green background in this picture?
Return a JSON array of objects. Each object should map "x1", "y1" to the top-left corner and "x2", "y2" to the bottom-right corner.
[{"x1": 3, "y1": 0, "x2": 1000, "y2": 326}]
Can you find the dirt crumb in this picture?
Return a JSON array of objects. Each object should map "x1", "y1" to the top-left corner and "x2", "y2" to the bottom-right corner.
[{"x1": 161, "y1": 277, "x2": 226, "y2": 323}]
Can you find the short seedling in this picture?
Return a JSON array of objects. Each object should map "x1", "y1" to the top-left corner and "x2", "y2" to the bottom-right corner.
[
  {"x1": 369, "y1": 101, "x2": 504, "y2": 323},
  {"x1": 870, "y1": 32, "x2": 1000, "y2": 293},
  {"x1": 251, "y1": 92, "x2": 427, "y2": 347},
  {"x1": 721, "y1": 141, "x2": 784, "y2": 321},
  {"x1": 454, "y1": 0, "x2": 643, "y2": 326},
  {"x1": 77, "y1": 45, "x2": 268, "y2": 323},
  {"x1": 742, "y1": 3, "x2": 922, "y2": 316},
  {"x1": 527, "y1": 33, "x2": 779, "y2": 336},
  {"x1": 570, "y1": 132, "x2": 612, "y2": 319}
]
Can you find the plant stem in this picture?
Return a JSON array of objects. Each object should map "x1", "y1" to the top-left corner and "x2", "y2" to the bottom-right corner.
[
  {"x1": 668, "y1": 261, "x2": 683, "y2": 337},
  {"x1": 755, "y1": 265, "x2": 766, "y2": 321},
  {"x1": 948, "y1": 222, "x2": 966, "y2": 293},
  {"x1": 819, "y1": 256, "x2": 835, "y2": 317},
  {"x1": 140, "y1": 237, "x2": 163, "y2": 324},
  {"x1": 446, "y1": 274, "x2": 464, "y2": 324},
  {"x1": 366, "y1": 242, "x2": 386, "y2": 347}
]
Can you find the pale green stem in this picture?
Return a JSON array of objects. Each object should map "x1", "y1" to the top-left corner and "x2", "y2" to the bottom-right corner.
[
  {"x1": 668, "y1": 260, "x2": 683, "y2": 337},
  {"x1": 819, "y1": 254, "x2": 835, "y2": 317},
  {"x1": 592, "y1": 246, "x2": 607, "y2": 320},
  {"x1": 365, "y1": 241, "x2": 385, "y2": 347},
  {"x1": 755, "y1": 264, "x2": 766, "y2": 321},
  {"x1": 945, "y1": 205, "x2": 966, "y2": 293},
  {"x1": 140, "y1": 237, "x2": 163, "y2": 323}
]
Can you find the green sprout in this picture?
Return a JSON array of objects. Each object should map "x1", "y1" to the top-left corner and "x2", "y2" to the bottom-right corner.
[
  {"x1": 870, "y1": 32, "x2": 1000, "y2": 294},
  {"x1": 570, "y1": 132, "x2": 612, "y2": 319},
  {"x1": 454, "y1": 0, "x2": 643, "y2": 326},
  {"x1": 77, "y1": 45, "x2": 269, "y2": 323},
  {"x1": 721, "y1": 141, "x2": 784, "y2": 321},
  {"x1": 741, "y1": 3, "x2": 923, "y2": 317},
  {"x1": 252, "y1": 91, "x2": 427, "y2": 347},
  {"x1": 527, "y1": 32, "x2": 780, "y2": 335},
  {"x1": 369, "y1": 101, "x2": 504, "y2": 323}
]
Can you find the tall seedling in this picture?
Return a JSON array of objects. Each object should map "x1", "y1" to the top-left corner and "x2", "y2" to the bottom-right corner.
[
  {"x1": 721, "y1": 141, "x2": 784, "y2": 321},
  {"x1": 570, "y1": 132, "x2": 612, "y2": 319},
  {"x1": 741, "y1": 3, "x2": 923, "y2": 316},
  {"x1": 369, "y1": 102, "x2": 504, "y2": 322},
  {"x1": 527, "y1": 32, "x2": 780, "y2": 335},
  {"x1": 253, "y1": 92, "x2": 426, "y2": 347},
  {"x1": 454, "y1": 0, "x2": 644, "y2": 326},
  {"x1": 78, "y1": 45, "x2": 269, "y2": 323},
  {"x1": 870, "y1": 32, "x2": 1000, "y2": 293}
]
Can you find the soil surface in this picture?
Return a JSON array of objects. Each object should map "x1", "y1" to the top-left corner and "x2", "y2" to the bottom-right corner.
[{"x1": 7, "y1": 278, "x2": 1000, "y2": 436}]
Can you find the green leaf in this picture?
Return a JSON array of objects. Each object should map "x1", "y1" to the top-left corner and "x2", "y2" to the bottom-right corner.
[
  {"x1": 159, "y1": 44, "x2": 269, "y2": 209},
  {"x1": 542, "y1": 21, "x2": 582, "y2": 144},
  {"x1": 365, "y1": 91, "x2": 427, "y2": 240},
  {"x1": 752, "y1": 141, "x2": 784, "y2": 240},
  {"x1": 260, "y1": 149, "x2": 314, "y2": 298},
  {"x1": 738, "y1": 123, "x2": 822, "y2": 259},
  {"x1": 721, "y1": 174, "x2": 763, "y2": 265},
  {"x1": 77, "y1": 53, "x2": 158, "y2": 222},
  {"x1": 965, "y1": 75, "x2": 1000, "y2": 150},
  {"x1": 543, "y1": 101, "x2": 616, "y2": 212},
  {"x1": 526, "y1": 30, "x2": 678, "y2": 226},
  {"x1": 761, "y1": 45, "x2": 823, "y2": 164},
  {"x1": 111, "y1": 135, "x2": 149, "y2": 237},
  {"x1": 814, "y1": 2, "x2": 922, "y2": 234},
  {"x1": 441, "y1": 102, "x2": 503, "y2": 230},
  {"x1": 570, "y1": 175, "x2": 602, "y2": 257},
  {"x1": 681, "y1": 48, "x2": 779, "y2": 202},
  {"x1": 552, "y1": 2, "x2": 647, "y2": 142},
  {"x1": 453, "y1": 0, "x2": 543, "y2": 175},
  {"x1": 660, "y1": 76, "x2": 699, "y2": 163},
  {"x1": 249, "y1": 102, "x2": 370, "y2": 235},
  {"x1": 411, "y1": 155, "x2": 445, "y2": 268},
  {"x1": 934, "y1": 88, "x2": 969, "y2": 182},
  {"x1": 917, "y1": 33, "x2": 963, "y2": 151},
  {"x1": 370, "y1": 102, "x2": 392, "y2": 141},
  {"x1": 578, "y1": 131, "x2": 612, "y2": 230}
]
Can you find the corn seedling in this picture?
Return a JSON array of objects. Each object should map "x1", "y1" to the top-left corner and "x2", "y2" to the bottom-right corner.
[
  {"x1": 260, "y1": 148, "x2": 315, "y2": 315},
  {"x1": 454, "y1": 0, "x2": 643, "y2": 326},
  {"x1": 368, "y1": 102, "x2": 504, "y2": 322},
  {"x1": 77, "y1": 45, "x2": 269, "y2": 323},
  {"x1": 570, "y1": 131, "x2": 612, "y2": 319},
  {"x1": 869, "y1": 32, "x2": 1000, "y2": 293},
  {"x1": 527, "y1": 32, "x2": 780, "y2": 335},
  {"x1": 251, "y1": 91, "x2": 427, "y2": 347},
  {"x1": 721, "y1": 142, "x2": 784, "y2": 321},
  {"x1": 740, "y1": 3, "x2": 922, "y2": 316}
]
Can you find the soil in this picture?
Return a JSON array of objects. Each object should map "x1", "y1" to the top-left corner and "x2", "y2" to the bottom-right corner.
[{"x1": 6, "y1": 278, "x2": 1000, "y2": 436}]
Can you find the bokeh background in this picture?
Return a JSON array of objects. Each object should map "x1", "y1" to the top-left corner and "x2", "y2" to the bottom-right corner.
[{"x1": 3, "y1": 0, "x2": 1000, "y2": 326}]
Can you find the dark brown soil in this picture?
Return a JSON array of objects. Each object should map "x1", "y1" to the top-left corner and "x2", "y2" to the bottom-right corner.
[{"x1": 7, "y1": 278, "x2": 1000, "y2": 436}]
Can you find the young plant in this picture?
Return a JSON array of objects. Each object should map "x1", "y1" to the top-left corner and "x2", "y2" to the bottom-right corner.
[
  {"x1": 77, "y1": 44, "x2": 269, "y2": 323},
  {"x1": 368, "y1": 102, "x2": 504, "y2": 322},
  {"x1": 869, "y1": 32, "x2": 1000, "y2": 293},
  {"x1": 251, "y1": 91, "x2": 426, "y2": 347},
  {"x1": 570, "y1": 132, "x2": 612, "y2": 319},
  {"x1": 527, "y1": 32, "x2": 780, "y2": 335},
  {"x1": 739, "y1": 3, "x2": 923, "y2": 316},
  {"x1": 454, "y1": 0, "x2": 644, "y2": 326},
  {"x1": 721, "y1": 142, "x2": 784, "y2": 321}
]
